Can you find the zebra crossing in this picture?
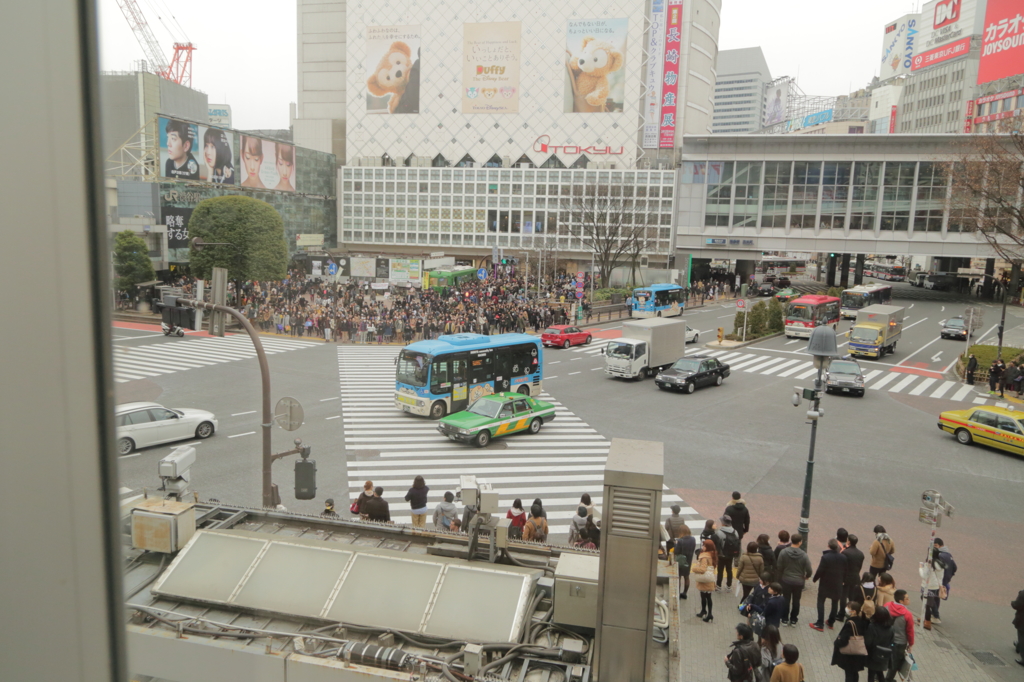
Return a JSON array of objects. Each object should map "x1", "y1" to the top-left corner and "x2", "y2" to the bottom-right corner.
[
  {"x1": 337, "y1": 346, "x2": 705, "y2": 535},
  {"x1": 111, "y1": 335, "x2": 321, "y2": 383},
  {"x1": 553, "y1": 340, "x2": 990, "y2": 404}
]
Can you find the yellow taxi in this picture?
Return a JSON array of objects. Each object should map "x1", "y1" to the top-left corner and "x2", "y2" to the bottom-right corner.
[{"x1": 937, "y1": 405, "x2": 1024, "y2": 457}]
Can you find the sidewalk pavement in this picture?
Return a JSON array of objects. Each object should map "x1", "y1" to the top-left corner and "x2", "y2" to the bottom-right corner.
[{"x1": 677, "y1": 581, "x2": 992, "y2": 682}]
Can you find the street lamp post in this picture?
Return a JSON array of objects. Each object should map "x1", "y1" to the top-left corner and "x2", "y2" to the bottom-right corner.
[{"x1": 793, "y1": 326, "x2": 842, "y2": 549}]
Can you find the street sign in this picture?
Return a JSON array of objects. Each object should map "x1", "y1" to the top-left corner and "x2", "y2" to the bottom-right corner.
[
  {"x1": 327, "y1": 262, "x2": 338, "y2": 276},
  {"x1": 919, "y1": 506, "x2": 940, "y2": 525},
  {"x1": 576, "y1": 271, "x2": 585, "y2": 281},
  {"x1": 477, "y1": 268, "x2": 488, "y2": 280},
  {"x1": 575, "y1": 291, "x2": 584, "y2": 299},
  {"x1": 274, "y1": 397, "x2": 304, "y2": 431},
  {"x1": 430, "y1": 251, "x2": 445, "y2": 258},
  {"x1": 736, "y1": 299, "x2": 746, "y2": 309}
]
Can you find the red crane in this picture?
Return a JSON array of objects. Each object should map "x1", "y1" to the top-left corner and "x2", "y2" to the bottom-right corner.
[{"x1": 115, "y1": 0, "x2": 195, "y2": 87}]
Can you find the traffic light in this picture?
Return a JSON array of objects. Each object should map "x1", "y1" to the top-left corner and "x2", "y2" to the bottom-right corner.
[
  {"x1": 159, "y1": 304, "x2": 197, "y2": 330},
  {"x1": 717, "y1": 327, "x2": 724, "y2": 342},
  {"x1": 294, "y1": 448, "x2": 316, "y2": 500},
  {"x1": 829, "y1": 253, "x2": 837, "y2": 258}
]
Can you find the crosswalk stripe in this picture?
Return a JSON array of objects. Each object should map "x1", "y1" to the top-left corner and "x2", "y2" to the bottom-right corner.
[
  {"x1": 908, "y1": 378, "x2": 938, "y2": 396},
  {"x1": 930, "y1": 381, "x2": 956, "y2": 399},
  {"x1": 726, "y1": 355, "x2": 764, "y2": 370},
  {"x1": 972, "y1": 397, "x2": 987, "y2": 404},
  {"x1": 869, "y1": 372, "x2": 900, "y2": 390},
  {"x1": 744, "y1": 357, "x2": 788, "y2": 373},
  {"x1": 861, "y1": 370, "x2": 882, "y2": 383},
  {"x1": 717, "y1": 352, "x2": 748, "y2": 362},
  {"x1": 776, "y1": 362, "x2": 813, "y2": 377},
  {"x1": 888, "y1": 375, "x2": 919, "y2": 393},
  {"x1": 761, "y1": 359, "x2": 802, "y2": 375},
  {"x1": 794, "y1": 367, "x2": 819, "y2": 379},
  {"x1": 951, "y1": 385, "x2": 975, "y2": 401}
]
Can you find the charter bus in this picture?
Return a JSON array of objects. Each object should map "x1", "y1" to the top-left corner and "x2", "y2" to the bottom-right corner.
[
  {"x1": 757, "y1": 258, "x2": 807, "y2": 275},
  {"x1": 632, "y1": 283, "x2": 684, "y2": 318},
  {"x1": 840, "y1": 284, "x2": 893, "y2": 319},
  {"x1": 395, "y1": 333, "x2": 543, "y2": 419},
  {"x1": 424, "y1": 268, "x2": 478, "y2": 291},
  {"x1": 785, "y1": 294, "x2": 841, "y2": 339},
  {"x1": 866, "y1": 262, "x2": 906, "y2": 282}
]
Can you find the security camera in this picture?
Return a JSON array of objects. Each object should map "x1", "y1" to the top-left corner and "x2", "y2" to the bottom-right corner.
[
  {"x1": 806, "y1": 410, "x2": 820, "y2": 420},
  {"x1": 791, "y1": 392, "x2": 801, "y2": 407}
]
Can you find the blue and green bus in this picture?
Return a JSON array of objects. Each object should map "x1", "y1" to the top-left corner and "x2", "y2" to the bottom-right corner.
[
  {"x1": 632, "y1": 283, "x2": 685, "y2": 318},
  {"x1": 395, "y1": 333, "x2": 543, "y2": 418}
]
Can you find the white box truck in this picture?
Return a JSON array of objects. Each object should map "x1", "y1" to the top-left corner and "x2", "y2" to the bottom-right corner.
[
  {"x1": 603, "y1": 318, "x2": 688, "y2": 380},
  {"x1": 848, "y1": 304, "x2": 905, "y2": 358}
]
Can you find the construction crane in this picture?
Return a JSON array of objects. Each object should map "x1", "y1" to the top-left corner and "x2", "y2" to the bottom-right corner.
[{"x1": 115, "y1": 0, "x2": 196, "y2": 87}]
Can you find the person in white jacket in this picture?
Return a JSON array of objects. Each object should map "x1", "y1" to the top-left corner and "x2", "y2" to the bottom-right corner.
[{"x1": 919, "y1": 546, "x2": 944, "y2": 630}]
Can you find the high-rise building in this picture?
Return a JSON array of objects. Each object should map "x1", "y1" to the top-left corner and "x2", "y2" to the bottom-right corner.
[{"x1": 711, "y1": 47, "x2": 771, "y2": 134}]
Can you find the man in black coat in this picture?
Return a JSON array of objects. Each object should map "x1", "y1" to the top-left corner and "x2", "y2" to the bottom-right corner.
[
  {"x1": 811, "y1": 538, "x2": 848, "y2": 631},
  {"x1": 1013, "y1": 588, "x2": 1024, "y2": 665},
  {"x1": 724, "y1": 491, "x2": 751, "y2": 541},
  {"x1": 839, "y1": 534, "x2": 866, "y2": 619}
]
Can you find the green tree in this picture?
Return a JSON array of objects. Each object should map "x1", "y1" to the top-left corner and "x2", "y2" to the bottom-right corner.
[
  {"x1": 766, "y1": 298, "x2": 784, "y2": 333},
  {"x1": 112, "y1": 230, "x2": 155, "y2": 292},
  {"x1": 187, "y1": 196, "x2": 288, "y2": 281},
  {"x1": 733, "y1": 310, "x2": 747, "y2": 335},
  {"x1": 748, "y1": 301, "x2": 768, "y2": 336}
]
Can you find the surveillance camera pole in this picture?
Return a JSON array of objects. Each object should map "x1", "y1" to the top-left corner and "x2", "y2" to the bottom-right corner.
[
  {"x1": 798, "y1": 362, "x2": 823, "y2": 549},
  {"x1": 174, "y1": 297, "x2": 277, "y2": 508}
]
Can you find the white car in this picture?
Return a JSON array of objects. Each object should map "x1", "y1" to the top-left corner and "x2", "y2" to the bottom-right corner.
[
  {"x1": 686, "y1": 326, "x2": 700, "y2": 344},
  {"x1": 115, "y1": 402, "x2": 218, "y2": 455}
]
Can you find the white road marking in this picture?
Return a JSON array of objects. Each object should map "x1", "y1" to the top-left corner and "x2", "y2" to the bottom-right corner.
[
  {"x1": 743, "y1": 357, "x2": 788, "y2": 373},
  {"x1": 326, "y1": 416, "x2": 341, "y2": 420},
  {"x1": 569, "y1": 371, "x2": 581, "y2": 375},
  {"x1": 320, "y1": 396, "x2": 339, "y2": 401},
  {"x1": 761, "y1": 359, "x2": 802, "y2": 375},
  {"x1": 861, "y1": 370, "x2": 883, "y2": 383},
  {"x1": 795, "y1": 367, "x2": 819, "y2": 379},
  {"x1": 909, "y1": 378, "x2": 938, "y2": 396},
  {"x1": 868, "y1": 372, "x2": 900, "y2": 390},
  {"x1": 930, "y1": 381, "x2": 956, "y2": 399},
  {"x1": 228, "y1": 431, "x2": 255, "y2": 438},
  {"x1": 231, "y1": 410, "x2": 257, "y2": 416},
  {"x1": 777, "y1": 362, "x2": 813, "y2": 377},
  {"x1": 973, "y1": 397, "x2": 988, "y2": 404}
]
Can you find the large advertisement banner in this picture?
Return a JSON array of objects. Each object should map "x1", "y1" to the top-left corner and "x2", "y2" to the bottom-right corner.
[
  {"x1": 463, "y1": 22, "x2": 521, "y2": 114},
  {"x1": 350, "y1": 258, "x2": 376, "y2": 278},
  {"x1": 879, "y1": 15, "x2": 919, "y2": 80},
  {"x1": 977, "y1": 0, "x2": 1024, "y2": 85},
  {"x1": 162, "y1": 207, "x2": 194, "y2": 250},
  {"x1": 643, "y1": 0, "x2": 667, "y2": 147},
  {"x1": 160, "y1": 117, "x2": 237, "y2": 184},
  {"x1": 389, "y1": 259, "x2": 422, "y2": 282},
  {"x1": 240, "y1": 135, "x2": 296, "y2": 192},
  {"x1": 763, "y1": 83, "x2": 788, "y2": 127},
  {"x1": 911, "y1": 36, "x2": 970, "y2": 70},
  {"x1": 658, "y1": 0, "x2": 682, "y2": 149},
  {"x1": 564, "y1": 19, "x2": 628, "y2": 113},
  {"x1": 365, "y1": 25, "x2": 421, "y2": 114}
]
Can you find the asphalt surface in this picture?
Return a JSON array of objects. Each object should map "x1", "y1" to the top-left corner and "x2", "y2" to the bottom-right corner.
[{"x1": 111, "y1": 281, "x2": 1024, "y2": 678}]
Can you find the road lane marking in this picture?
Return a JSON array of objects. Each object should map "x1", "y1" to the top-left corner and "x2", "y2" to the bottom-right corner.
[
  {"x1": 591, "y1": 367, "x2": 601, "y2": 370},
  {"x1": 777, "y1": 362, "x2": 813, "y2": 377},
  {"x1": 320, "y1": 396, "x2": 339, "y2": 401},
  {"x1": 326, "y1": 416, "x2": 340, "y2": 420},
  {"x1": 785, "y1": 339, "x2": 801, "y2": 345},
  {"x1": 795, "y1": 367, "x2": 819, "y2": 379},
  {"x1": 547, "y1": 376, "x2": 559, "y2": 380},
  {"x1": 869, "y1": 373, "x2": 901, "y2": 390},
  {"x1": 761, "y1": 359, "x2": 802, "y2": 375},
  {"x1": 549, "y1": 361, "x2": 561, "y2": 364},
  {"x1": 228, "y1": 431, "x2": 255, "y2": 438},
  {"x1": 231, "y1": 410, "x2": 257, "y2": 416},
  {"x1": 569, "y1": 371, "x2": 581, "y2": 375},
  {"x1": 909, "y1": 378, "x2": 938, "y2": 396},
  {"x1": 861, "y1": 370, "x2": 883, "y2": 383},
  {"x1": 973, "y1": 397, "x2": 987, "y2": 404},
  {"x1": 930, "y1": 381, "x2": 956, "y2": 399},
  {"x1": 744, "y1": 357, "x2": 788, "y2": 373}
]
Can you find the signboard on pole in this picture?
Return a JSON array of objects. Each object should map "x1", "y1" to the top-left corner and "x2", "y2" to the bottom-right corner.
[
  {"x1": 642, "y1": 0, "x2": 667, "y2": 148},
  {"x1": 477, "y1": 268, "x2": 488, "y2": 280},
  {"x1": 658, "y1": 0, "x2": 682, "y2": 148}
]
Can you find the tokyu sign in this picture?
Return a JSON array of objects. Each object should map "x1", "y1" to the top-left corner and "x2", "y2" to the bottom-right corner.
[{"x1": 532, "y1": 136, "x2": 624, "y2": 155}]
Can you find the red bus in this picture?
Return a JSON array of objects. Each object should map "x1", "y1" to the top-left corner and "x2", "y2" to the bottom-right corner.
[{"x1": 785, "y1": 295, "x2": 840, "y2": 339}]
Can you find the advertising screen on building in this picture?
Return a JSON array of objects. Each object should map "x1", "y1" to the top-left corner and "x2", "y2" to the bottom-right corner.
[
  {"x1": 350, "y1": 258, "x2": 376, "y2": 277},
  {"x1": 977, "y1": 0, "x2": 1024, "y2": 85},
  {"x1": 160, "y1": 117, "x2": 237, "y2": 185},
  {"x1": 658, "y1": 0, "x2": 682, "y2": 148},
  {"x1": 564, "y1": 19, "x2": 628, "y2": 113},
  {"x1": 462, "y1": 22, "x2": 521, "y2": 114},
  {"x1": 911, "y1": 36, "x2": 970, "y2": 70},
  {"x1": 642, "y1": 0, "x2": 666, "y2": 147},
  {"x1": 389, "y1": 259, "x2": 422, "y2": 282},
  {"x1": 763, "y1": 83, "x2": 788, "y2": 127},
  {"x1": 239, "y1": 135, "x2": 297, "y2": 192},
  {"x1": 365, "y1": 25, "x2": 421, "y2": 114},
  {"x1": 162, "y1": 207, "x2": 194, "y2": 250},
  {"x1": 879, "y1": 14, "x2": 919, "y2": 80}
]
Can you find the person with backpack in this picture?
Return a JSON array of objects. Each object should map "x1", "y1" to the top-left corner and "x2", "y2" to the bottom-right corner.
[
  {"x1": 717, "y1": 515, "x2": 742, "y2": 591},
  {"x1": 569, "y1": 506, "x2": 589, "y2": 545},
  {"x1": 673, "y1": 525, "x2": 696, "y2": 600},
  {"x1": 869, "y1": 525, "x2": 896, "y2": 577},
  {"x1": 931, "y1": 538, "x2": 957, "y2": 625},
  {"x1": 776, "y1": 532, "x2": 812, "y2": 627},
  {"x1": 522, "y1": 504, "x2": 549, "y2": 542},
  {"x1": 865, "y1": 608, "x2": 896, "y2": 682},
  {"x1": 724, "y1": 622, "x2": 761, "y2": 682},
  {"x1": 737, "y1": 542, "x2": 766, "y2": 600},
  {"x1": 433, "y1": 491, "x2": 459, "y2": 530},
  {"x1": 886, "y1": 590, "x2": 916, "y2": 682},
  {"x1": 701, "y1": 519, "x2": 723, "y2": 557},
  {"x1": 832, "y1": 601, "x2": 870, "y2": 682},
  {"x1": 506, "y1": 498, "x2": 527, "y2": 539},
  {"x1": 725, "y1": 491, "x2": 752, "y2": 542},
  {"x1": 694, "y1": 539, "x2": 718, "y2": 622},
  {"x1": 769, "y1": 644, "x2": 804, "y2": 682},
  {"x1": 858, "y1": 572, "x2": 878, "y2": 620},
  {"x1": 756, "y1": 625, "x2": 782, "y2": 682}
]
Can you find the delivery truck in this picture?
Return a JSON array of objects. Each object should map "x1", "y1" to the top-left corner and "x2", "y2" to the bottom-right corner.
[
  {"x1": 848, "y1": 304, "x2": 905, "y2": 358},
  {"x1": 603, "y1": 317, "x2": 688, "y2": 380}
]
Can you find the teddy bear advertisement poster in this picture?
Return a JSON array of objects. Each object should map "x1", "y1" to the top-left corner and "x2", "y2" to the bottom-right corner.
[
  {"x1": 366, "y1": 25, "x2": 421, "y2": 114},
  {"x1": 564, "y1": 19, "x2": 628, "y2": 113},
  {"x1": 462, "y1": 22, "x2": 521, "y2": 114}
]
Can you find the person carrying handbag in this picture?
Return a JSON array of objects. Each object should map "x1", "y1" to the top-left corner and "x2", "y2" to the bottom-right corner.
[
  {"x1": 693, "y1": 538, "x2": 719, "y2": 623},
  {"x1": 673, "y1": 526, "x2": 696, "y2": 600},
  {"x1": 832, "y1": 601, "x2": 870, "y2": 682}
]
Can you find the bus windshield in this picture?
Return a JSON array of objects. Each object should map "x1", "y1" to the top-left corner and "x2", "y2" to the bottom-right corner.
[
  {"x1": 635, "y1": 290, "x2": 652, "y2": 301},
  {"x1": 396, "y1": 350, "x2": 430, "y2": 387},
  {"x1": 841, "y1": 292, "x2": 867, "y2": 309},
  {"x1": 787, "y1": 304, "x2": 814, "y2": 321},
  {"x1": 606, "y1": 341, "x2": 635, "y2": 358},
  {"x1": 467, "y1": 399, "x2": 502, "y2": 419}
]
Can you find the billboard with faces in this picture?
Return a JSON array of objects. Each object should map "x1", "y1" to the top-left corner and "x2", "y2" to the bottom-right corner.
[
  {"x1": 239, "y1": 135, "x2": 297, "y2": 193},
  {"x1": 159, "y1": 117, "x2": 237, "y2": 184}
]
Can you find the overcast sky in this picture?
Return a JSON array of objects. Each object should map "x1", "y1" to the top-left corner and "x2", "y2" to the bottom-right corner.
[{"x1": 97, "y1": 0, "x2": 919, "y2": 130}]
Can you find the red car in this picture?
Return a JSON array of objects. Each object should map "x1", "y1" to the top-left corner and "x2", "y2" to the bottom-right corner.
[{"x1": 541, "y1": 325, "x2": 592, "y2": 348}]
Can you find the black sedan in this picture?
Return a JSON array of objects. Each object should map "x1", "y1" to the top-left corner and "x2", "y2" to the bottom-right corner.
[
  {"x1": 756, "y1": 282, "x2": 777, "y2": 296},
  {"x1": 655, "y1": 355, "x2": 731, "y2": 394}
]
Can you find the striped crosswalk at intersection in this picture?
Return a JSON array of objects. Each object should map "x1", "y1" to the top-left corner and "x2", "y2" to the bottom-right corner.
[
  {"x1": 337, "y1": 346, "x2": 704, "y2": 535},
  {"x1": 112, "y1": 335, "x2": 320, "y2": 383}
]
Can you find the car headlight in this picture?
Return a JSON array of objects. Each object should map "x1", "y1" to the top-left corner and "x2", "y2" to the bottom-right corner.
[
  {"x1": 459, "y1": 428, "x2": 472, "y2": 435},
  {"x1": 856, "y1": 375, "x2": 864, "y2": 382},
  {"x1": 826, "y1": 378, "x2": 837, "y2": 385}
]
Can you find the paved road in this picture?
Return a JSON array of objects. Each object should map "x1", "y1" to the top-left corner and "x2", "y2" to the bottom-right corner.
[{"x1": 111, "y1": 309, "x2": 1024, "y2": 678}]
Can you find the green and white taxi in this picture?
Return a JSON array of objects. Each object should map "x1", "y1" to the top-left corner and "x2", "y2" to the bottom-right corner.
[{"x1": 436, "y1": 392, "x2": 557, "y2": 447}]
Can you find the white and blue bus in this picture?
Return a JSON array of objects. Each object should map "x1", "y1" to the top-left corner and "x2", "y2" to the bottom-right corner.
[
  {"x1": 395, "y1": 333, "x2": 543, "y2": 419},
  {"x1": 840, "y1": 283, "x2": 893, "y2": 319},
  {"x1": 632, "y1": 283, "x2": 685, "y2": 318}
]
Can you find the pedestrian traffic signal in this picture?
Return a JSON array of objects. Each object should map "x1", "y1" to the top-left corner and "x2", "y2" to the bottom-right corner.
[
  {"x1": 295, "y1": 455, "x2": 316, "y2": 500},
  {"x1": 717, "y1": 327, "x2": 724, "y2": 342}
]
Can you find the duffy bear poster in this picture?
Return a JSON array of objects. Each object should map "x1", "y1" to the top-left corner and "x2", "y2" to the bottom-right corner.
[
  {"x1": 365, "y1": 25, "x2": 421, "y2": 114},
  {"x1": 564, "y1": 19, "x2": 628, "y2": 113},
  {"x1": 462, "y1": 22, "x2": 521, "y2": 114}
]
